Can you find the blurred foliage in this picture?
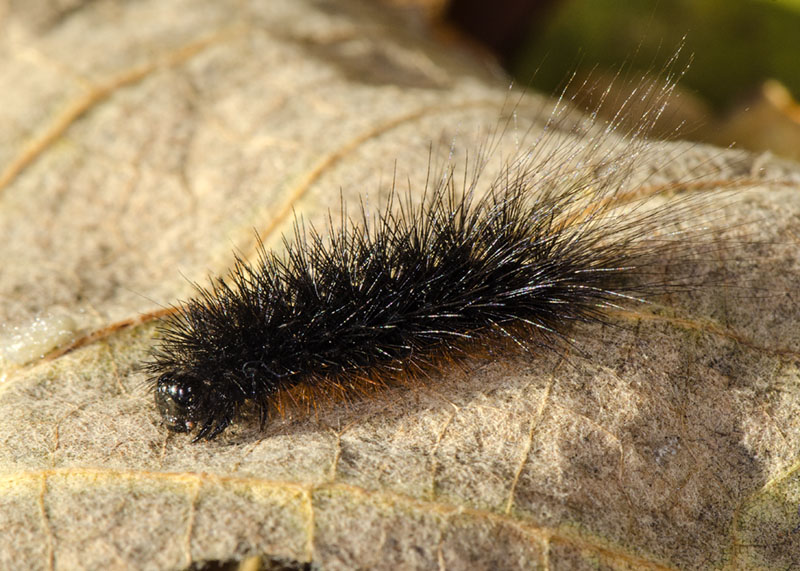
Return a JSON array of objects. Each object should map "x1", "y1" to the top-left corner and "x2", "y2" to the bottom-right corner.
[
  {"x1": 513, "y1": 0, "x2": 800, "y2": 111},
  {"x1": 425, "y1": 0, "x2": 800, "y2": 159}
]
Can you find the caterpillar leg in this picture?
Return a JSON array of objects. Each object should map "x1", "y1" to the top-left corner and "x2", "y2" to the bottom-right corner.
[{"x1": 192, "y1": 411, "x2": 232, "y2": 441}]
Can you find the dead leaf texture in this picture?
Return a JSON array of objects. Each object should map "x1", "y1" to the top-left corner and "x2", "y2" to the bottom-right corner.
[{"x1": 1, "y1": 1, "x2": 800, "y2": 569}]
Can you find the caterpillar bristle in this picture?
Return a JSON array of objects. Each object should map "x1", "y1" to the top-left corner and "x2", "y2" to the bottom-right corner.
[{"x1": 145, "y1": 58, "x2": 743, "y2": 442}]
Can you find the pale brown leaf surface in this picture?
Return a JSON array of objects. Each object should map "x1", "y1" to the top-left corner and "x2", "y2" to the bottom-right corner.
[{"x1": 2, "y1": 1, "x2": 800, "y2": 570}]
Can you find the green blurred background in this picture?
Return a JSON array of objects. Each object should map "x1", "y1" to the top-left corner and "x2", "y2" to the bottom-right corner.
[
  {"x1": 511, "y1": 0, "x2": 800, "y2": 109},
  {"x1": 439, "y1": 0, "x2": 800, "y2": 159}
]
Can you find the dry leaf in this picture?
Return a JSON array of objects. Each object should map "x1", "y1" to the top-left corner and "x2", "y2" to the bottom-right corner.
[{"x1": 2, "y1": 1, "x2": 800, "y2": 569}]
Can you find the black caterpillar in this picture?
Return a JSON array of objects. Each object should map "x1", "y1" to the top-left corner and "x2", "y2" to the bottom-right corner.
[{"x1": 146, "y1": 69, "x2": 724, "y2": 441}]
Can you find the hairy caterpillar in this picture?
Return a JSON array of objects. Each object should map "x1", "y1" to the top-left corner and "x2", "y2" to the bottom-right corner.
[{"x1": 146, "y1": 64, "x2": 742, "y2": 441}]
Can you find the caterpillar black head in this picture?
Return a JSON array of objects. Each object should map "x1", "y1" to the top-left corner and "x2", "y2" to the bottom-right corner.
[{"x1": 154, "y1": 372, "x2": 233, "y2": 440}]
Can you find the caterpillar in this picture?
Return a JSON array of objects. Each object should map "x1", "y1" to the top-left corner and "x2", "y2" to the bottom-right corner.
[{"x1": 145, "y1": 64, "x2": 737, "y2": 441}]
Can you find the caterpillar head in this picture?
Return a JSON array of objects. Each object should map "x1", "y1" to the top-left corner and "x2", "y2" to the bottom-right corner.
[
  {"x1": 155, "y1": 371, "x2": 239, "y2": 441},
  {"x1": 154, "y1": 372, "x2": 206, "y2": 433},
  {"x1": 153, "y1": 370, "x2": 239, "y2": 440}
]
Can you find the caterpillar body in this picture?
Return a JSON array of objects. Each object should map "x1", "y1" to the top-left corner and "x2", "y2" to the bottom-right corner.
[{"x1": 146, "y1": 69, "x2": 729, "y2": 441}]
